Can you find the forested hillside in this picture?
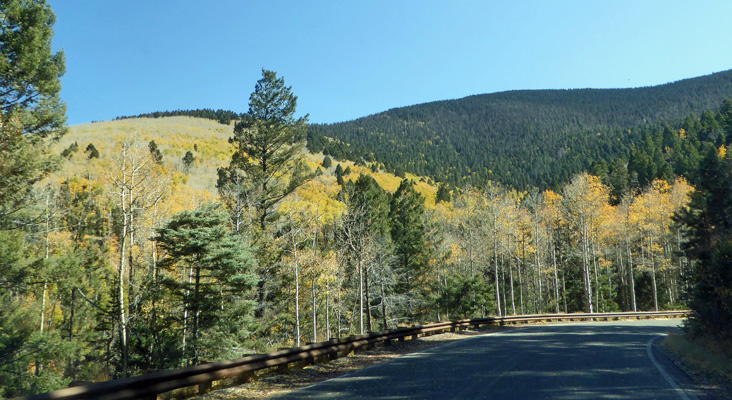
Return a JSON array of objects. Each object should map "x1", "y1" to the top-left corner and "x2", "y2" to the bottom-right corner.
[{"x1": 308, "y1": 69, "x2": 732, "y2": 189}]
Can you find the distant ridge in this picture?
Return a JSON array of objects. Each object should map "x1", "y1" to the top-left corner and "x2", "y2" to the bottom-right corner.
[
  {"x1": 307, "y1": 69, "x2": 732, "y2": 189},
  {"x1": 116, "y1": 108, "x2": 240, "y2": 125}
]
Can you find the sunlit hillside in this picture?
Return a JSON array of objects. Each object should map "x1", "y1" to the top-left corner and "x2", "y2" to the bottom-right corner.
[{"x1": 55, "y1": 116, "x2": 439, "y2": 210}]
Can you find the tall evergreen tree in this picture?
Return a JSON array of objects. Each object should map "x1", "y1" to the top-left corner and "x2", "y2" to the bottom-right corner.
[
  {"x1": 390, "y1": 179, "x2": 430, "y2": 322},
  {"x1": 0, "y1": 0, "x2": 66, "y2": 227},
  {"x1": 217, "y1": 69, "x2": 310, "y2": 232},
  {"x1": 0, "y1": 1, "x2": 67, "y2": 396},
  {"x1": 216, "y1": 69, "x2": 312, "y2": 340},
  {"x1": 674, "y1": 145, "x2": 732, "y2": 336}
]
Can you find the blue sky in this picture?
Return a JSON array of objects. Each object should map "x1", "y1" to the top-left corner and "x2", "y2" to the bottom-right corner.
[{"x1": 52, "y1": 1, "x2": 732, "y2": 126}]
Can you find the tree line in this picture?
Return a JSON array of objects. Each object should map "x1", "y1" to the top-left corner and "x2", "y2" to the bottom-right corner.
[{"x1": 115, "y1": 108, "x2": 240, "y2": 125}]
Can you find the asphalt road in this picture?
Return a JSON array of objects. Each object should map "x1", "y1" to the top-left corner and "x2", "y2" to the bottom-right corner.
[{"x1": 276, "y1": 319, "x2": 706, "y2": 400}]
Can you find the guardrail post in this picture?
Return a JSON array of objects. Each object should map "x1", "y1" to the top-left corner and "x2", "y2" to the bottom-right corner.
[
  {"x1": 199, "y1": 380, "x2": 212, "y2": 394},
  {"x1": 235, "y1": 371, "x2": 255, "y2": 384}
]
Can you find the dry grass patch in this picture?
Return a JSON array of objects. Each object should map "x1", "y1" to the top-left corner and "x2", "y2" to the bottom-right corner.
[{"x1": 664, "y1": 333, "x2": 732, "y2": 396}]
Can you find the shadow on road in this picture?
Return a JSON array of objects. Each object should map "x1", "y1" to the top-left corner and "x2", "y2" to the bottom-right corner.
[{"x1": 276, "y1": 319, "x2": 692, "y2": 400}]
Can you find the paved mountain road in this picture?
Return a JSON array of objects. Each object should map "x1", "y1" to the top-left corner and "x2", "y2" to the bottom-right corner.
[{"x1": 276, "y1": 319, "x2": 705, "y2": 399}]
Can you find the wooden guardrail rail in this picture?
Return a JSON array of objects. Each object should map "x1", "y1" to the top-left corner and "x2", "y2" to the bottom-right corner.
[{"x1": 14, "y1": 310, "x2": 688, "y2": 400}]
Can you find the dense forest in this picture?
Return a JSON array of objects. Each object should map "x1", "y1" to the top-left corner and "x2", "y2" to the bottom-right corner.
[
  {"x1": 308, "y1": 69, "x2": 732, "y2": 189},
  {"x1": 2, "y1": 1, "x2": 732, "y2": 397}
]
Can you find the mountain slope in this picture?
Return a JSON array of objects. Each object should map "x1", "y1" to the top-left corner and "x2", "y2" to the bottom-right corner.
[
  {"x1": 308, "y1": 69, "x2": 732, "y2": 189},
  {"x1": 56, "y1": 116, "x2": 439, "y2": 208}
]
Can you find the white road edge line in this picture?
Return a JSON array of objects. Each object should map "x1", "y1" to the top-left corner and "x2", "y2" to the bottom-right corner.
[{"x1": 646, "y1": 335, "x2": 696, "y2": 400}]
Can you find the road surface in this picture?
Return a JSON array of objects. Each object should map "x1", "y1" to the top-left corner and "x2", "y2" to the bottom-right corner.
[{"x1": 277, "y1": 319, "x2": 705, "y2": 399}]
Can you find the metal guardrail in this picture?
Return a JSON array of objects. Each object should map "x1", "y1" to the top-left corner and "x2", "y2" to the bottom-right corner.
[{"x1": 14, "y1": 310, "x2": 688, "y2": 400}]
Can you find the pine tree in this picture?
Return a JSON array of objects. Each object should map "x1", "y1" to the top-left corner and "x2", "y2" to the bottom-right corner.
[
  {"x1": 154, "y1": 203, "x2": 258, "y2": 365},
  {"x1": 148, "y1": 140, "x2": 164, "y2": 164},
  {"x1": 390, "y1": 179, "x2": 430, "y2": 322},
  {"x1": 216, "y1": 69, "x2": 313, "y2": 340},
  {"x1": 435, "y1": 183, "x2": 451, "y2": 203},
  {"x1": 182, "y1": 150, "x2": 195, "y2": 171},
  {"x1": 0, "y1": 1, "x2": 68, "y2": 395},
  {"x1": 0, "y1": 0, "x2": 66, "y2": 227},
  {"x1": 674, "y1": 145, "x2": 732, "y2": 336},
  {"x1": 334, "y1": 164, "x2": 345, "y2": 186},
  {"x1": 217, "y1": 69, "x2": 311, "y2": 232},
  {"x1": 85, "y1": 143, "x2": 100, "y2": 159},
  {"x1": 322, "y1": 155, "x2": 332, "y2": 168}
]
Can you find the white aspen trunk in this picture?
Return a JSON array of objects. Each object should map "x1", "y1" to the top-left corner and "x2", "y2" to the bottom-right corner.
[
  {"x1": 501, "y1": 249, "x2": 508, "y2": 316},
  {"x1": 627, "y1": 232, "x2": 637, "y2": 312},
  {"x1": 617, "y1": 245, "x2": 626, "y2": 308},
  {"x1": 380, "y1": 280, "x2": 388, "y2": 330},
  {"x1": 192, "y1": 266, "x2": 201, "y2": 365},
  {"x1": 508, "y1": 235, "x2": 516, "y2": 315},
  {"x1": 552, "y1": 239, "x2": 559, "y2": 314},
  {"x1": 591, "y1": 227, "x2": 600, "y2": 312},
  {"x1": 519, "y1": 234, "x2": 525, "y2": 314},
  {"x1": 493, "y1": 228, "x2": 502, "y2": 316},
  {"x1": 582, "y1": 219, "x2": 594, "y2": 314},
  {"x1": 40, "y1": 279, "x2": 47, "y2": 334},
  {"x1": 118, "y1": 184, "x2": 129, "y2": 377},
  {"x1": 128, "y1": 173, "x2": 135, "y2": 312},
  {"x1": 312, "y1": 280, "x2": 317, "y2": 344},
  {"x1": 337, "y1": 289, "x2": 341, "y2": 338},
  {"x1": 294, "y1": 240, "x2": 301, "y2": 347},
  {"x1": 325, "y1": 285, "x2": 330, "y2": 340},
  {"x1": 358, "y1": 256, "x2": 363, "y2": 335},
  {"x1": 649, "y1": 235, "x2": 659, "y2": 311},
  {"x1": 182, "y1": 265, "x2": 192, "y2": 364}
]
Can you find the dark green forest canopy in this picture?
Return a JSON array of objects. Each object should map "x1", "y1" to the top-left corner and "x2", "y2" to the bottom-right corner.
[{"x1": 308, "y1": 69, "x2": 732, "y2": 190}]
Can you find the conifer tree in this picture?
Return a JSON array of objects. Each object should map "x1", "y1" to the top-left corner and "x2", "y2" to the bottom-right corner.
[
  {"x1": 217, "y1": 69, "x2": 310, "y2": 232},
  {"x1": 149, "y1": 140, "x2": 164, "y2": 164},
  {"x1": 675, "y1": 145, "x2": 732, "y2": 336},
  {"x1": 182, "y1": 150, "x2": 195, "y2": 171},
  {"x1": 390, "y1": 179, "x2": 429, "y2": 322},
  {"x1": 0, "y1": 1, "x2": 67, "y2": 395},
  {"x1": 85, "y1": 143, "x2": 100, "y2": 159},
  {"x1": 216, "y1": 69, "x2": 312, "y2": 339},
  {"x1": 0, "y1": 0, "x2": 66, "y2": 227},
  {"x1": 154, "y1": 203, "x2": 258, "y2": 365},
  {"x1": 322, "y1": 155, "x2": 332, "y2": 168}
]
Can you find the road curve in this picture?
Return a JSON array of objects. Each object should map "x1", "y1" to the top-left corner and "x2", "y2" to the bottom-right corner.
[{"x1": 276, "y1": 319, "x2": 702, "y2": 400}]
